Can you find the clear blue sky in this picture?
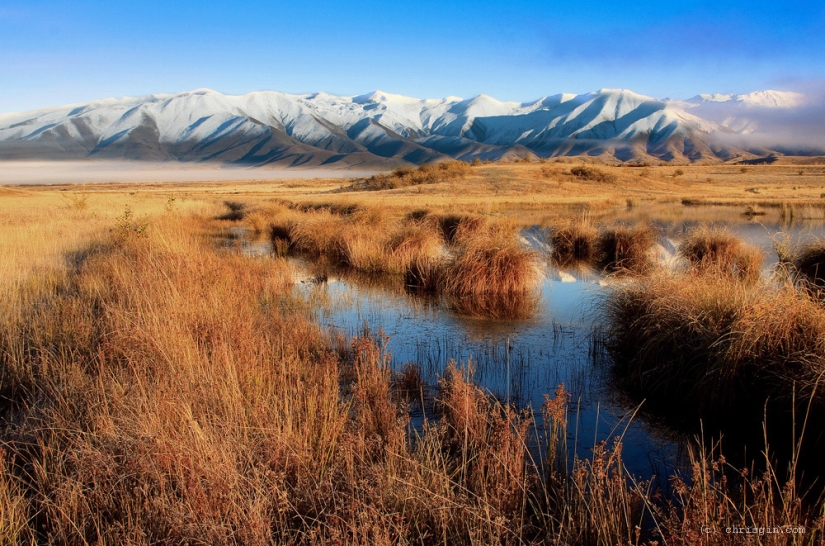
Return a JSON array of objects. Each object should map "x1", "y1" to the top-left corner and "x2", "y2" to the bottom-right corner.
[{"x1": 1, "y1": 0, "x2": 823, "y2": 113}]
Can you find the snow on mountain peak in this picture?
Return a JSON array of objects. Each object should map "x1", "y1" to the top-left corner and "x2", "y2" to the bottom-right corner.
[
  {"x1": 688, "y1": 90, "x2": 806, "y2": 108},
  {"x1": 0, "y1": 87, "x2": 819, "y2": 166},
  {"x1": 352, "y1": 90, "x2": 424, "y2": 104}
]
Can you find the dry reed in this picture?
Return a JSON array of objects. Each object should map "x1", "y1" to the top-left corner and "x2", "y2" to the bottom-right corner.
[{"x1": 605, "y1": 270, "x2": 825, "y2": 418}]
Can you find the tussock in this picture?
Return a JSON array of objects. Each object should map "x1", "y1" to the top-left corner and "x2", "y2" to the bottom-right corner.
[
  {"x1": 596, "y1": 224, "x2": 658, "y2": 274},
  {"x1": 678, "y1": 224, "x2": 764, "y2": 282},
  {"x1": 550, "y1": 217, "x2": 599, "y2": 265},
  {"x1": 605, "y1": 271, "x2": 825, "y2": 418},
  {"x1": 440, "y1": 224, "x2": 541, "y2": 319},
  {"x1": 793, "y1": 239, "x2": 825, "y2": 288}
]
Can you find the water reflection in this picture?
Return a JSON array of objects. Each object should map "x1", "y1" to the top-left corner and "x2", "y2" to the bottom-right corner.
[{"x1": 228, "y1": 203, "x2": 825, "y2": 482}]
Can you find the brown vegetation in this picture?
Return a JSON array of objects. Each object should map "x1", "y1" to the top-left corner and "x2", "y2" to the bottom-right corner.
[
  {"x1": 549, "y1": 217, "x2": 599, "y2": 265},
  {"x1": 437, "y1": 218, "x2": 541, "y2": 318},
  {"x1": 793, "y1": 239, "x2": 825, "y2": 288},
  {"x1": 678, "y1": 224, "x2": 764, "y2": 282},
  {"x1": 569, "y1": 165, "x2": 617, "y2": 183},
  {"x1": 605, "y1": 270, "x2": 825, "y2": 420},
  {"x1": 596, "y1": 224, "x2": 658, "y2": 274},
  {"x1": 266, "y1": 205, "x2": 539, "y2": 318},
  {"x1": 2, "y1": 186, "x2": 825, "y2": 543},
  {"x1": 349, "y1": 161, "x2": 471, "y2": 191}
]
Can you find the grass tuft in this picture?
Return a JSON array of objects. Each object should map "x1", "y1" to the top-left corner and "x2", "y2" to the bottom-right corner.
[
  {"x1": 605, "y1": 270, "x2": 825, "y2": 423},
  {"x1": 549, "y1": 217, "x2": 599, "y2": 266},
  {"x1": 678, "y1": 224, "x2": 764, "y2": 282},
  {"x1": 440, "y1": 224, "x2": 540, "y2": 318},
  {"x1": 793, "y1": 239, "x2": 825, "y2": 288},
  {"x1": 596, "y1": 224, "x2": 658, "y2": 274}
]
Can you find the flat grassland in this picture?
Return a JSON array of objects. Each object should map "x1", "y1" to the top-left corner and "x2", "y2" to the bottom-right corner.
[{"x1": 2, "y1": 160, "x2": 825, "y2": 544}]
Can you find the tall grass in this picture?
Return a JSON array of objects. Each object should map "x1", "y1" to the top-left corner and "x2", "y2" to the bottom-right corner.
[
  {"x1": 549, "y1": 217, "x2": 599, "y2": 265},
  {"x1": 679, "y1": 224, "x2": 764, "y2": 282},
  {"x1": 596, "y1": 224, "x2": 659, "y2": 274},
  {"x1": 605, "y1": 269, "x2": 825, "y2": 419},
  {"x1": 1, "y1": 205, "x2": 823, "y2": 543}
]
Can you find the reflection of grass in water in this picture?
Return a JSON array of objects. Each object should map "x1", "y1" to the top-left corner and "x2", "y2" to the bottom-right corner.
[{"x1": 445, "y1": 292, "x2": 540, "y2": 320}]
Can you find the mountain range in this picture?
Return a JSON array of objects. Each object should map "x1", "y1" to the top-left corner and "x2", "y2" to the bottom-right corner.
[{"x1": 0, "y1": 88, "x2": 816, "y2": 167}]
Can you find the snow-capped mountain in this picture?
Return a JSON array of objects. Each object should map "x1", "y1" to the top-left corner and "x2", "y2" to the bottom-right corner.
[
  {"x1": 0, "y1": 88, "x2": 813, "y2": 166},
  {"x1": 678, "y1": 90, "x2": 808, "y2": 135}
]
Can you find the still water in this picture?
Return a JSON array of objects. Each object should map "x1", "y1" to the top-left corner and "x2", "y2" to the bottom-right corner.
[{"x1": 235, "y1": 204, "x2": 825, "y2": 480}]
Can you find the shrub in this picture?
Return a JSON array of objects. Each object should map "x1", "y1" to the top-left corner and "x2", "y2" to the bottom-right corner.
[
  {"x1": 349, "y1": 161, "x2": 471, "y2": 191},
  {"x1": 569, "y1": 165, "x2": 616, "y2": 183}
]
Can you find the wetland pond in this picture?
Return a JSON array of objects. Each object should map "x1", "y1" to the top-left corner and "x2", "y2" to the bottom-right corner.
[{"x1": 231, "y1": 203, "x2": 825, "y2": 482}]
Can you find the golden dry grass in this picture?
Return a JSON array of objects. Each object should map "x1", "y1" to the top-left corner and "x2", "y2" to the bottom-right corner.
[
  {"x1": 679, "y1": 224, "x2": 765, "y2": 282},
  {"x1": 439, "y1": 220, "x2": 541, "y2": 319},
  {"x1": 3, "y1": 164, "x2": 825, "y2": 543},
  {"x1": 605, "y1": 269, "x2": 825, "y2": 416},
  {"x1": 596, "y1": 223, "x2": 659, "y2": 274},
  {"x1": 549, "y1": 216, "x2": 599, "y2": 265}
]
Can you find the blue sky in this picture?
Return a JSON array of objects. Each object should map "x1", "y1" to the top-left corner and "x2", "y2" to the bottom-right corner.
[{"x1": 1, "y1": 0, "x2": 823, "y2": 113}]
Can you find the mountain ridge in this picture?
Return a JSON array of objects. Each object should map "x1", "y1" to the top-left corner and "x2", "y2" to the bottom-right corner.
[{"x1": 0, "y1": 88, "x2": 818, "y2": 167}]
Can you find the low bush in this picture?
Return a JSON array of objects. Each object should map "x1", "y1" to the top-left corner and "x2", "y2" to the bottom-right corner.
[
  {"x1": 350, "y1": 161, "x2": 471, "y2": 191},
  {"x1": 569, "y1": 165, "x2": 616, "y2": 183}
]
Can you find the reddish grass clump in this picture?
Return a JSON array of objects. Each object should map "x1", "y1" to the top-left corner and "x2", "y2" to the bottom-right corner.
[
  {"x1": 440, "y1": 223, "x2": 540, "y2": 318},
  {"x1": 549, "y1": 217, "x2": 599, "y2": 265},
  {"x1": 678, "y1": 224, "x2": 764, "y2": 282},
  {"x1": 793, "y1": 239, "x2": 825, "y2": 288},
  {"x1": 596, "y1": 223, "x2": 659, "y2": 274},
  {"x1": 605, "y1": 270, "x2": 825, "y2": 419}
]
